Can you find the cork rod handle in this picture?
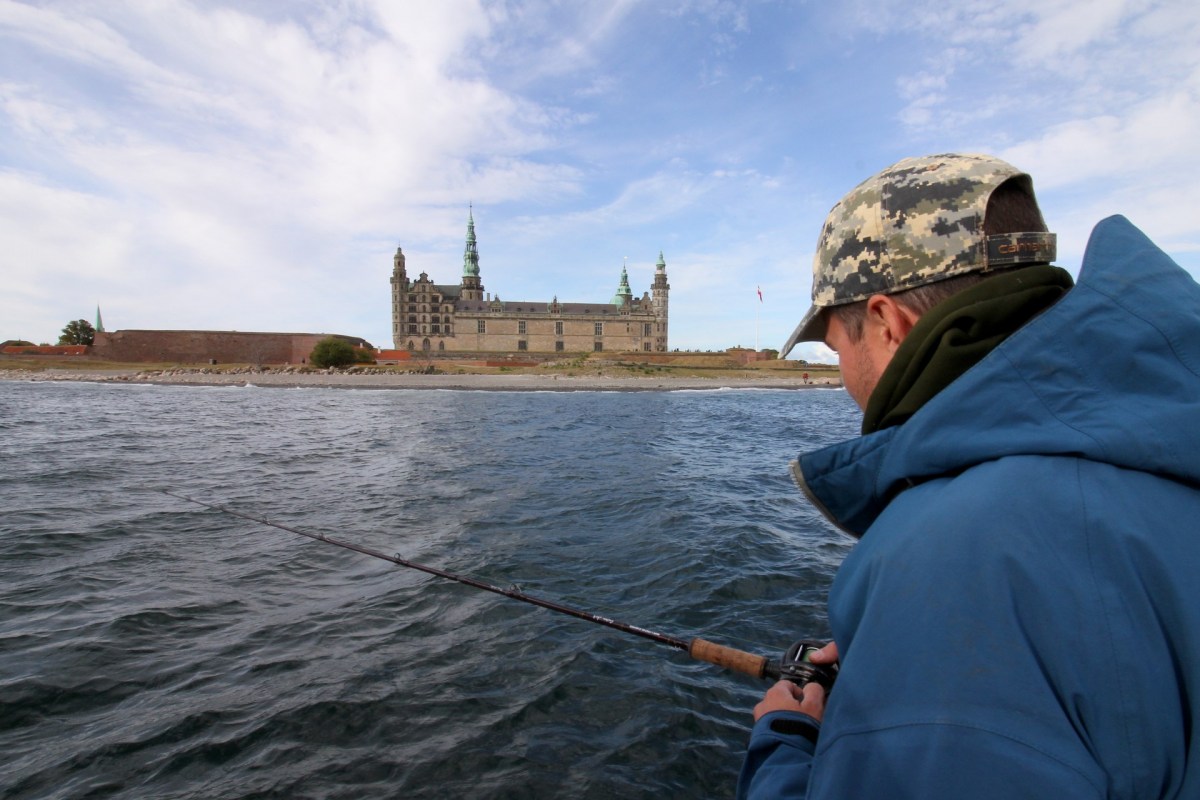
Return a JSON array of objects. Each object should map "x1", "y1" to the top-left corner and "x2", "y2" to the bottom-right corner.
[{"x1": 688, "y1": 637, "x2": 771, "y2": 679}]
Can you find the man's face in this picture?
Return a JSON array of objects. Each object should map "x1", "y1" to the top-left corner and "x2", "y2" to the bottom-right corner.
[{"x1": 825, "y1": 312, "x2": 886, "y2": 411}]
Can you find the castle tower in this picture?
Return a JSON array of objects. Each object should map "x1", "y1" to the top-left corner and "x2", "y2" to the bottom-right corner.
[
  {"x1": 460, "y1": 207, "x2": 484, "y2": 301},
  {"x1": 390, "y1": 245, "x2": 408, "y2": 348},
  {"x1": 611, "y1": 262, "x2": 633, "y2": 306},
  {"x1": 652, "y1": 251, "x2": 670, "y2": 351}
]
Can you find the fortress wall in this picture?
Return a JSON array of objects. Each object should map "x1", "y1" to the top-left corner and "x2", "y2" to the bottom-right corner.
[
  {"x1": 92, "y1": 331, "x2": 364, "y2": 364},
  {"x1": 0, "y1": 345, "x2": 89, "y2": 356}
]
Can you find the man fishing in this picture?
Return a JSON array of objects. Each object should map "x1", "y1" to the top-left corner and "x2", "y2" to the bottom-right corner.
[{"x1": 739, "y1": 153, "x2": 1200, "y2": 798}]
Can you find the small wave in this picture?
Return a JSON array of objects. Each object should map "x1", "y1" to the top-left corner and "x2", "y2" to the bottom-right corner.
[{"x1": 0, "y1": 380, "x2": 851, "y2": 799}]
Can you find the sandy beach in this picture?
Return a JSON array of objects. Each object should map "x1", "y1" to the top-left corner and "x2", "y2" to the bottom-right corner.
[{"x1": 0, "y1": 365, "x2": 841, "y2": 392}]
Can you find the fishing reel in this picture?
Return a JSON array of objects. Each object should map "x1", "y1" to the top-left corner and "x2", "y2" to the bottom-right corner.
[{"x1": 777, "y1": 640, "x2": 838, "y2": 693}]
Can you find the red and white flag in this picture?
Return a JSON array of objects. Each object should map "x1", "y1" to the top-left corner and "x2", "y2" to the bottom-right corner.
[{"x1": 757, "y1": 286, "x2": 763, "y2": 303}]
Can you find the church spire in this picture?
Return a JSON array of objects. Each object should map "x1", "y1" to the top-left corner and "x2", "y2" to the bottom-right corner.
[
  {"x1": 95, "y1": 305, "x2": 105, "y2": 333},
  {"x1": 463, "y1": 205, "x2": 481, "y2": 278}
]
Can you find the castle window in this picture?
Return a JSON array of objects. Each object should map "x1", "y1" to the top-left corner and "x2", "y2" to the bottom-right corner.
[
  {"x1": 593, "y1": 341, "x2": 603, "y2": 352},
  {"x1": 643, "y1": 342, "x2": 651, "y2": 351},
  {"x1": 431, "y1": 324, "x2": 440, "y2": 333},
  {"x1": 422, "y1": 338, "x2": 431, "y2": 351},
  {"x1": 518, "y1": 340, "x2": 527, "y2": 351},
  {"x1": 644, "y1": 323, "x2": 652, "y2": 336},
  {"x1": 477, "y1": 320, "x2": 486, "y2": 334},
  {"x1": 518, "y1": 320, "x2": 526, "y2": 335},
  {"x1": 555, "y1": 321, "x2": 563, "y2": 336},
  {"x1": 555, "y1": 341, "x2": 564, "y2": 352},
  {"x1": 594, "y1": 322, "x2": 603, "y2": 336},
  {"x1": 439, "y1": 341, "x2": 445, "y2": 351},
  {"x1": 408, "y1": 324, "x2": 417, "y2": 334}
]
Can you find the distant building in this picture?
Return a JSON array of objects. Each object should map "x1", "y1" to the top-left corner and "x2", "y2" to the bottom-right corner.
[{"x1": 391, "y1": 211, "x2": 670, "y2": 353}]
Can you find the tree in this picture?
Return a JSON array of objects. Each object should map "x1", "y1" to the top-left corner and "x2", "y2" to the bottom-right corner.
[
  {"x1": 309, "y1": 337, "x2": 357, "y2": 368},
  {"x1": 58, "y1": 319, "x2": 95, "y2": 345}
]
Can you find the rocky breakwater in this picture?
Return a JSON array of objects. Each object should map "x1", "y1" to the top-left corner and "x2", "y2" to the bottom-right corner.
[
  {"x1": 2, "y1": 364, "x2": 839, "y2": 392},
  {"x1": 4, "y1": 364, "x2": 436, "y2": 385}
]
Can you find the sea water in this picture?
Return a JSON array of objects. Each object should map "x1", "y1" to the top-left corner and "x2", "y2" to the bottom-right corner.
[{"x1": 0, "y1": 381, "x2": 859, "y2": 799}]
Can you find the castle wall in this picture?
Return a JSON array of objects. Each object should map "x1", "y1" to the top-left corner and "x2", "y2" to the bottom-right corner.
[
  {"x1": 0, "y1": 345, "x2": 88, "y2": 356},
  {"x1": 397, "y1": 311, "x2": 661, "y2": 353},
  {"x1": 91, "y1": 330, "x2": 367, "y2": 364}
]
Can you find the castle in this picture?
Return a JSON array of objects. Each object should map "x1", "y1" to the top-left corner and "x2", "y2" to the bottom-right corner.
[{"x1": 391, "y1": 211, "x2": 669, "y2": 354}]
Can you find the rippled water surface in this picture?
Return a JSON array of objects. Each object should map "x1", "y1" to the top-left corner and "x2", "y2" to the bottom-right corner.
[{"x1": 0, "y1": 381, "x2": 859, "y2": 799}]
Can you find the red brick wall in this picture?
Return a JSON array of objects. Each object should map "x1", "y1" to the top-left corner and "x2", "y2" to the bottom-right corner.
[
  {"x1": 91, "y1": 330, "x2": 367, "y2": 364},
  {"x1": 1, "y1": 345, "x2": 88, "y2": 356}
]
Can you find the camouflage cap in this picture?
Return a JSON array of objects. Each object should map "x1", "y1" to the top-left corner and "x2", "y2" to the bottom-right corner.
[{"x1": 781, "y1": 153, "x2": 1056, "y2": 356}]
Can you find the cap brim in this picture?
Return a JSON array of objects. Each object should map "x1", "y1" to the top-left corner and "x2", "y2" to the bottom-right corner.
[{"x1": 779, "y1": 304, "x2": 826, "y2": 358}]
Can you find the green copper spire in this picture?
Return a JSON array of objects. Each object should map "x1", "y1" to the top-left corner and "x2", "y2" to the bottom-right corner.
[
  {"x1": 611, "y1": 261, "x2": 633, "y2": 305},
  {"x1": 95, "y1": 305, "x2": 105, "y2": 333},
  {"x1": 462, "y1": 206, "x2": 481, "y2": 278}
]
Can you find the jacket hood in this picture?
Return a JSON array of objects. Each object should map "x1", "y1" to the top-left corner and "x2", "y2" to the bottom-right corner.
[{"x1": 798, "y1": 215, "x2": 1200, "y2": 537}]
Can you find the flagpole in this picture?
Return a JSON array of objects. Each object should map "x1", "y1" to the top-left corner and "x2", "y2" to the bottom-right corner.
[{"x1": 755, "y1": 286, "x2": 762, "y2": 352}]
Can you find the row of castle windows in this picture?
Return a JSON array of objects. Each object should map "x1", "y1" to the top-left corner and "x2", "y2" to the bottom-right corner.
[
  {"x1": 406, "y1": 301, "x2": 661, "y2": 320},
  {"x1": 403, "y1": 339, "x2": 651, "y2": 353},
  {"x1": 395, "y1": 321, "x2": 659, "y2": 336},
  {"x1": 467, "y1": 321, "x2": 653, "y2": 336},
  {"x1": 401, "y1": 320, "x2": 660, "y2": 337}
]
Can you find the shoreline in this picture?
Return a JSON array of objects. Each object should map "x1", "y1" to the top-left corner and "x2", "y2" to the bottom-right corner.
[{"x1": 0, "y1": 366, "x2": 841, "y2": 392}]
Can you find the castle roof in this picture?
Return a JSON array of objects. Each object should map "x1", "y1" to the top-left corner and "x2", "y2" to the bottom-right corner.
[{"x1": 451, "y1": 299, "x2": 645, "y2": 315}]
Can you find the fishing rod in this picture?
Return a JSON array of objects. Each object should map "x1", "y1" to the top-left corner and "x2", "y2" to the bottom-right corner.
[{"x1": 160, "y1": 490, "x2": 836, "y2": 689}]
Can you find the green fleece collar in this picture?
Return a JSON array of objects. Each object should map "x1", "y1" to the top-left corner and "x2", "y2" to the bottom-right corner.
[{"x1": 862, "y1": 266, "x2": 1075, "y2": 435}]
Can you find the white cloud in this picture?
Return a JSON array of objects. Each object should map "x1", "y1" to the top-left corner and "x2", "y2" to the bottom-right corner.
[
  {"x1": 830, "y1": 0, "x2": 1200, "y2": 279},
  {"x1": 0, "y1": 0, "x2": 595, "y2": 340},
  {"x1": 1, "y1": 0, "x2": 1197, "y2": 349},
  {"x1": 1, "y1": 170, "x2": 134, "y2": 287},
  {"x1": 1001, "y1": 82, "x2": 1200, "y2": 186},
  {"x1": 997, "y1": 72, "x2": 1200, "y2": 256}
]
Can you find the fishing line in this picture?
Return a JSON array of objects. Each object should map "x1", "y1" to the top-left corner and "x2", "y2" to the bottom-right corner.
[{"x1": 160, "y1": 490, "x2": 788, "y2": 683}]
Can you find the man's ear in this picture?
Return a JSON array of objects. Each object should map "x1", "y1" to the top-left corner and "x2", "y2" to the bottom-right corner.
[{"x1": 864, "y1": 295, "x2": 920, "y2": 354}]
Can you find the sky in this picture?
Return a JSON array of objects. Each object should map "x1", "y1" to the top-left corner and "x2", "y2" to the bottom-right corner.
[{"x1": 2, "y1": 0, "x2": 1198, "y2": 363}]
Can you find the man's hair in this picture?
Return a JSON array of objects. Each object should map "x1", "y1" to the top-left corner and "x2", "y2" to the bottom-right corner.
[{"x1": 831, "y1": 177, "x2": 1049, "y2": 341}]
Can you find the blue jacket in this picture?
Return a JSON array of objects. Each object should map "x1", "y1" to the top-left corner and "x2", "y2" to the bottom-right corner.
[{"x1": 740, "y1": 217, "x2": 1200, "y2": 799}]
